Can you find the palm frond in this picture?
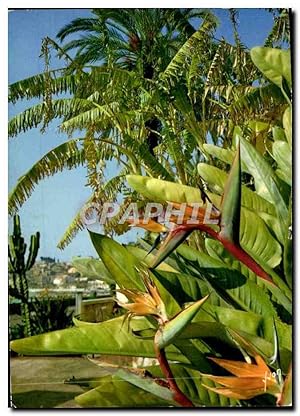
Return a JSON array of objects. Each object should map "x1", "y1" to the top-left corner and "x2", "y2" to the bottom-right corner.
[
  {"x1": 57, "y1": 196, "x2": 92, "y2": 250},
  {"x1": 160, "y1": 17, "x2": 217, "y2": 86},
  {"x1": 8, "y1": 140, "x2": 85, "y2": 215},
  {"x1": 9, "y1": 98, "x2": 95, "y2": 137}
]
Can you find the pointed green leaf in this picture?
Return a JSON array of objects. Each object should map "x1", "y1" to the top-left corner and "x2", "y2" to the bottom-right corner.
[
  {"x1": 283, "y1": 106, "x2": 292, "y2": 146},
  {"x1": 72, "y1": 257, "x2": 114, "y2": 284},
  {"x1": 88, "y1": 232, "x2": 143, "y2": 290},
  {"x1": 283, "y1": 195, "x2": 292, "y2": 289},
  {"x1": 75, "y1": 374, "x2": 173, "y2": 407},
  {"x1": 10, "y1": 316, "x2": 188, "y2": 363},
  {"x1": 250, "y1": 47, "x2": 291, "y2": 89},
  {"x1": 272, "y1": 140, "x2": 292, "y2": 186},
  {"x1": 176, "y1": 244, "x2": 290, "y2": 315},
  {"x1": 155, "y1": 295, "x2": 209, "y2": 349},
  {"x1": 219, "y1": 142, "x2": 241, "y2": 243},
  {"x1": 151, "y1": 228, "x2": 192, "y2": 269},
  {"x1": 126, "y1": 175, "x2": 203, "y2": 203},
  {"x1": 204, "y1": 193, "x2": 282, "y2": 269},
  {"x1": 149, "y1": 364, "x2": 239, "y2": 407},
  {"x1": 240, "y1": 136, "x2": 288, "y2": 238},
  {"x1": 197, "y1": 163, "x2": 276, "y2": 217}
]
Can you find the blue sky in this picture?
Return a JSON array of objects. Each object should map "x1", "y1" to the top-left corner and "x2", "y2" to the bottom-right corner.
[{"x1": 8, "y1": 8, "x2": 274, "y2": 261}]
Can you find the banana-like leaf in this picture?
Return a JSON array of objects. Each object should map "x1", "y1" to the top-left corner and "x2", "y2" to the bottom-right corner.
[
  {"x1": 283, "y1": 106, "x2": 292, "y2": 146},
  {"x1": 126, "y1": 245, "x2": 177, "y2": 273},
  {"x1": 250, "y1": 47, "x2": 291, "y2": 89},
  {"x1": 219, "y1": 141, "x2": 241, "y2": 244},
  {"x1": 10, "y1": 316, "x2": 187, "y2": 362},
  {"x1": 149, "y1": 364, "x2": 239, "y2": 407},
  {"x1": 72, "y1": 257, "x2": 114, "y2": 284},
  {"x1": 153, "y1": 268, "x2": 275, "y2": 330},
  {"x1": 155, "y1": 295, "x2": 209, "y2": 349},
  {"x1": 240, "y1": 137, "x2": 288, "y2": 240},
  {"x1": 197, "y1": 163, "x2": 276, "y2": 216},
  {"x1": 126, "y1": 175, "x2": 203, "y2": 203},
  {"x1": 151, "y1": 268, "x2": 227, "y2": 307},
  {"x1": 203, "y1": 143, "x2": 236, "y2": 167},
  {"x1": 75, "y1": 373, "x2": 173, "y2": 407},
  {"x1": 272, "y1": 141, "x2": 292, "y2": 186},
  {"x1": 150, "y1": 228, "x2": 193, "y2": 269},
  {"x1": 176, "y1": 244, "x2": 291, "y2": 315},
  {"x1": 207, "y1": 192, "x2": 281, "y2": 270},
  {"x1": 89, "y1": 232, "x2": 143, "y2": 290},
  {"x1": 283, "y1": 196, "x2": 292, "y2": 289}
]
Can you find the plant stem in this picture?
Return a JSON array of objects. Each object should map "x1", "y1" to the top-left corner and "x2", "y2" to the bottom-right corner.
[{"x1": 154, "y1": 343, "x2": 194, "y2": 407}]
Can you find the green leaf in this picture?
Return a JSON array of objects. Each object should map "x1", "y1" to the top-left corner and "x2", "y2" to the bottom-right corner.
[
  {"x1": 240, "y1": 136, "x2": 288, "y2": 239},
  {"x1": 176, "y1": 244, "x2": 288, "y2": 315},
  {"x1": 115, "y1": 369, "x2": 176, "y2": 404},
  {"x1": 149, "y1": 364, "x2": 238, "y2": 407},
  {"x1": 203, "y1": 143, "x2": 235, "y2": 166},
  {"x1": 250, "y1": 47, "x2": 291, "y2": 89},
  {"x1": 126, "y1": 175, "x2": 203, "y2": 203},
  {"x1": 272, "y1": 141, "x2": 292, "y2": 186},
  {"x1": 10, "y1": 316, "x2": 187, "y2": 362},
  {"x1": 126, "y1": 245, "x2": 178, "y2": 273},
  {"x1": 204, "y1": 192, "x2": 282, "y2": 270},
  {"x1": 72, "y1": 257, "x2": 114, "y2": 284},
  {"x1": 197, "y1": 163, "x2": 276, "y2": 216},
  {"x1": 282, "y1": 106, "x2": 292, "y2": 146},
  {"x1": 155, "y1": 295, "x2": 209, "y2": 349},
  {"x1": 88, "y1": 232, "x2": 143, "y2": 290},
  {"x1": 219, "y1": 142, "x2": 241, "y2": 244},
  {"x1": 75, "y1": 373, "x2": 173, "y2": 407},
  {"x1": 152, "y1": 268, "x2": 226, "y2": 307},
  {"x1": 283, "y1": 196, "x2": 292, "y2": 289}
]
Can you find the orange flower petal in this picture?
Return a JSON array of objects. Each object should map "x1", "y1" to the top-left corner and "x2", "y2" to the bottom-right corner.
[
  {"x1": 204, "y1": 375, "x2": 272, "y2": 390},
  {"x1": 127, "y1": 219, "x2": 167, "y2": 233},
  {"x1": 208, "y1": 357, "x2": 267, "y2": 378}
]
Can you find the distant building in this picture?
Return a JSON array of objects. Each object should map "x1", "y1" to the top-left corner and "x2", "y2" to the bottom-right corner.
[{"x1": 40, "y1": 256, "x2": 56, "y2": 263}]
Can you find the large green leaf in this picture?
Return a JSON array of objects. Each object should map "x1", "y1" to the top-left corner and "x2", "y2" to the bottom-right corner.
[
  {"x1": 204, "y1": 191, "x2": 281, "y2": 270},
  {"x1": 89, "y1": 232, "x2": 143, "y2": 290},
  {"x1": 72, "y1": 257, "x2": 114, "y2": 284},
  {"x1": 10, "y1": 316, "x2": 187, "y2": 362},
  {"x1": 272, "y1": 141, "x2": 292, "y2": 185},
  {"x1": 203, "y1": 143, "x2": 235, "y2": 166},
  {"x1": 283, "y1": 196, "x2": 292, "y2": 289},
  {"x1": 75, "y1": 373, "x2": 173, "y2": 407},
  {"x1": 125, "y1": 245, "x2": 178, "y2": 273},
  {"x1": 152, "y1": 269, "x2": 227, "y2": 307},
  {"x1": 283, "y1": 106, "x2": 292, "y2": 146},
  {"x1": 149, "y1": 364, "x2": 239, "y2": 407},
  {"x1": 250, "y1": 47, "x2": 291, "y2": 89},
  {"x1": 219, "y1": 142, "x2": 241, "y2": 244},
  {"x1": 240, "y1": 137, "x2": 288, "y2": 239},
  {"x1": 197, "y1": 163, "x2": 276, "y2": 216},
  {"x1": 126, "y1": 175, "x2": 203, "y2": 203},
  {"x1": 176, "y1": 244, "x2": 291, "y2": 315}
]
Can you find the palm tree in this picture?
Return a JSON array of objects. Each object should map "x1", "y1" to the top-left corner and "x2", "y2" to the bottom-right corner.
[{"x1": 56, "y1": 9, "x2": 218, "y2": 154}]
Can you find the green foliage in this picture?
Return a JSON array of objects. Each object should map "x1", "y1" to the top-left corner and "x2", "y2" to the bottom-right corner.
[{"x1": 9, "y1": 215, "x2": 40, "y2": 337}]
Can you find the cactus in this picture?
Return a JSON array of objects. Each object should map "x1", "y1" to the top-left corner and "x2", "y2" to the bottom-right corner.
[{"x1": 8, "y1": 215, "x2": 40, "y2": 337}]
